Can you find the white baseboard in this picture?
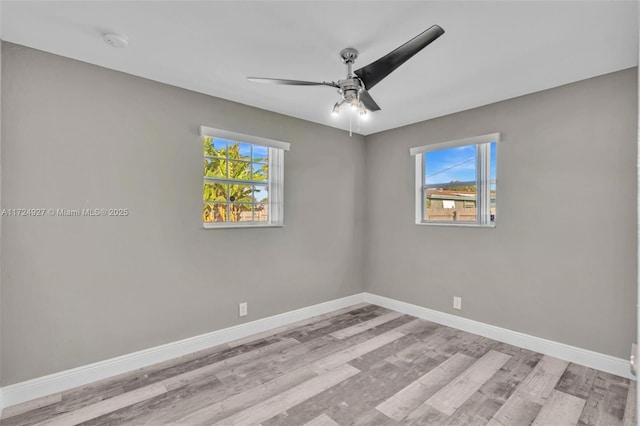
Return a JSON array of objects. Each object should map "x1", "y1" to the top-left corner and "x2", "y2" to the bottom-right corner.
[
  {"x1": 364, "y1": 292, "x2": 634, "y2": 380},
  {"x1": 0, "y1": 293, "x2": 366, "y2": 412},
  {"x1": 1, "y1": 291, "x2": 632, "y2": 413}
]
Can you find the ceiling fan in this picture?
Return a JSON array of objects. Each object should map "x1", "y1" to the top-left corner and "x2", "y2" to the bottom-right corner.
[{"x1": 248, "y1": 25, "x2": 445, "y2": 124}]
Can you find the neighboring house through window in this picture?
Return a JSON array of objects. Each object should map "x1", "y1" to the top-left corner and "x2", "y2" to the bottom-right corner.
[
  {"x1": 411, "y1": 133, "x2": 499, "y2": 227},
  {"x1": 200, "y1": 126, "x2": 290, "y2": 228}
]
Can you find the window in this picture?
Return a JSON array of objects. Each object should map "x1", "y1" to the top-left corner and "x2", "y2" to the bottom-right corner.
[
  {"x1": 200, "y1": 126, "x2": 290, "y2": 228},
  {"x1": 410, "y1": 133, "x2": 499, "y2": 227}
]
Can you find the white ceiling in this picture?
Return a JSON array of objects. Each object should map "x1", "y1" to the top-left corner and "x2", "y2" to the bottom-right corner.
[{"x1": 1, "y1": 1, "x2": 637, "y2": 135}]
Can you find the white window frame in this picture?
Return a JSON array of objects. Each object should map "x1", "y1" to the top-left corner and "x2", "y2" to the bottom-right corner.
[
  {"x1": 200, "y1": 126, "x2": 290, "y2": 229},
  {"x1": 410, "y1": 132, "x2": 500, "y2": 228}
]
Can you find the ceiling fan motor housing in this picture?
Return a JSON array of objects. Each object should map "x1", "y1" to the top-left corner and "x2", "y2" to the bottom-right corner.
[{"x1": 338, "y1": 78, "x2": 362, "y2": 102}]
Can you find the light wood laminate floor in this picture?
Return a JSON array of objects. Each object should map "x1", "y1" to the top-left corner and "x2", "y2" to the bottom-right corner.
[{"x1": 1, "y1": 304, "x2": 636, "y2": 426}]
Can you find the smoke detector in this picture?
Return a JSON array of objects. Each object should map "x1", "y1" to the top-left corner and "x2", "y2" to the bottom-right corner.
[{"x1": 103, "y1": 33, "x2": 128, "y2": 48}]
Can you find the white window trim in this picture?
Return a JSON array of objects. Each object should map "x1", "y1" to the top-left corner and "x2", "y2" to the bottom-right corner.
[
  {"x1": 201, "y1": 126, "x2": 290, "y2": 229},
  {"x1": 409, "y1": 132, "x2": 499, "y2": 156},
  {"x1": 200, "y1": 126, "x2": 290, "y2": 151},
  {"x1": 411, "y1": 132, "x2": 500, "y2": 228}
]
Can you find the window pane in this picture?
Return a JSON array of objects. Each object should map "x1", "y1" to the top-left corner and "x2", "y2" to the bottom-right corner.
[
  {"x1": 252, "y1": 163, "x2": 268, "y2": 182},
  {"x1": 203, "y1": 203, "x2": 228, "y2": 223},
  {"x1": 229, "y1": 184, "x2": 253, "y2": 203},
  {"x1": 207, "y1": 138, "x2": 227, "y2": 158},
  {"x1": 254, "y1": 203, "x2": 269, "y2": 222},
  {"x1": 424, "y1": 145, "x2": 476, "y2": 186},
  {"x1": 425, "y1": 185, "x2": 477, "y2": 222},
  {"x1": 229, "y1": 203, "x2": 251, "y2": 222},
  {"x1": 239, "y1": 143, "x2": 252, "y2": 161},
  {"x1": 204, "y1": 158, "x2": 227, "y2": 178},
  {"x1": 228, "y1": 160, "x2": 252, "y2": 181},
  {"x1": 228, "y1": 142, "x2": 251, "y2": 161},
  {"x1": 253, "y1": 185, "x2": 268, "y2": 204},
  {"x1": 424, "y1": 144, "x2": 477, "y2": 222},
  {"x1": 253, "y1": 145, "x2": 268, "y2": 163},
  {"x1": 203, "y1": 137, "x2": 214, "y2": 157},
  {"x1": 203, "y1": 183, "x2": 228, "y2": 202}
]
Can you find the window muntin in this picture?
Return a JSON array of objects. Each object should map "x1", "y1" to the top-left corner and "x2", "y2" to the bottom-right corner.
[
  {"x1": 201, "y1": 127, "x2": 288, "y2": 228},
  {"x1": 412, "y1": 134, "x2": 498, "y2": 227}
]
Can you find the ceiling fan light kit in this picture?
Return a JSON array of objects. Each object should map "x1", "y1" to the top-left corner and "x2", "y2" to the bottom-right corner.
[{"x1": 248, "y1": 25, "x2": 444, "y2": 135}]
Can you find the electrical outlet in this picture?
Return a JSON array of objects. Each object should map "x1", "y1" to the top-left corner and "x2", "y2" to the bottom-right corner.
[
  {"x1": 453, "y1": 296, "x2": 462, "y2": 310},
  {"x1": 239, "y1": 302, "x2": 248, "y2": 317}
]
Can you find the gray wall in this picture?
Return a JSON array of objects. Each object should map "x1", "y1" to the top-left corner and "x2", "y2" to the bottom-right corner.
[
  {"x1": 365, "y1": 67, "x2": 638, "y2": 359},
  {"x1": 0, "y1": 43, "x2": 366, "y2": 385}
]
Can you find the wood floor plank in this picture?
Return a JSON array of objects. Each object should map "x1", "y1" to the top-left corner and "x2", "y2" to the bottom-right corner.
[
  {"x1": 263, "y1": 354, "x2": 420, "y2": 426},
  {"x1": 281, "y1": 307, "x2": 383, "y2": 343},
  {"x1": 457, "y1": 335, "x2": 499, "y2": 360},
  {"x1": 78, "y1": 373, "x2": 224, "y2": 426},
  {"x1": 444, "y1": 398, "x2": 502, "y2": 426},
  {"x1": 405, "y1": 404, "x2": 450, "y2": 425},
  {"x1": 64, "y1": 341, "x2": 232, "y2": 398},
  {"x1": 353, "y1": 409, "x2": 401, "y2": 425},
  {"x1": 162, "y1": 338, "x2": 299, "y2": 390},
  {"x1": 391, "y1": 318, "x2": 439, "y2": 335},
  {"x1": 623, "y1": 380, "x2": 637, "y2": 426},
  {"x1": 329, "y1": 311, "x2": 404, "y2": 339},
  {"x1": 311, "y1": 331, "x2": 405, "y2": 374},
  {"x1": 515, "y1": 356, "x2": 570, "y2": 405},
  {"x1": 426, "y1": 350, "x2": 512, "y2": 416},
  {"x1": 98, "y1": 333, "x2": 380, "y2": 425},
  {"x1": 302, "y1": 413, "x2": 342, "y2": 426},
  {"x1": 347, "y1": 331, "x2": 436, "y2": 373},
  {"x1": 32, "y1": 382, "x2": 167, "y2": 426},
  {"x1": 215, "y1": 334, "x2": 330, "y2": 382},
  {"x1": 1, "y1": 393, "x2": 62, "y2": 420},
  {"x1": 216, "y1": 329, "x2": 396, "y2": 390},
  {"x1": 213, "y1": 364, "x2": 360, "y2": 426},
  {"x1": 377, "y1": 353, "x2": 476, "y2": 421},
  {"x1": 22, "y1": 340, "x2": 266, "y2": 425},
  {"x1": 80, "y1": 329, "x2": 385, "y2": 425},
  {"x1": 531, "y1": 389, "x2": 585, "y2": 425},
  {"x1": 443, "y1": 347, "x2": 543, "y2": 426},
  {"x1": 579, "y1": 371, "x2": 630, "y2": 426},
  {"x1": 175, "y1": 366, "x2": 318, "y2": 424},
  {"x1": 554, "y1": 363, "x2": 597, "y2": 399},
  {"x1": 385, "y1": 324, "x2": 487, "y2": 371},
  {"x1": 227, "y1": 303, "x2": 369, "y2": 348},
  {"x1": 385, "y1": 333, "x2": 451, "y2": 368},
  {"x1": 487, "y1": 355, "x2": 569, "y2": 426},
  {"x1": 68, "y1": 339, "x2": 308, "y2": 426},
  {"x1": 3, "y1": 341, "x2": 244, "y2": 426},
  {"x1": 486, "y1": 394, "x2": 542, "y2": 426}
]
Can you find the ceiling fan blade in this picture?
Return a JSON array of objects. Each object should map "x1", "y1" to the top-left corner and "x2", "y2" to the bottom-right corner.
[
  {"x1": 354, "y1": 25, "x2": 444, "y2": 90},
  {"x1": 360, "y1": 90, "x2": 381, "y2": 112},
  {"x1": 248, "y1": 77, "x2": 339, "y2": 88}
]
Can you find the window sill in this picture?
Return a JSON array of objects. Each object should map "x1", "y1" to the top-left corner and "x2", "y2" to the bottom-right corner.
[
  {"x1": 416, "y1": 221, "x2": 496, "y2": 228},
  {"x1": 203, "y1": 223, "x2": 284, "y2": 230}
]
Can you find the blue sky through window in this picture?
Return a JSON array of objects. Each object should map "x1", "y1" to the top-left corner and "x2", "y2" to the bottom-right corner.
[
  {"x1": 425, "y1": 142, "x2": 496, "y2": 186},
  {"x1": 238, "y1": 143, "x2": 251, "y2": 160}
]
